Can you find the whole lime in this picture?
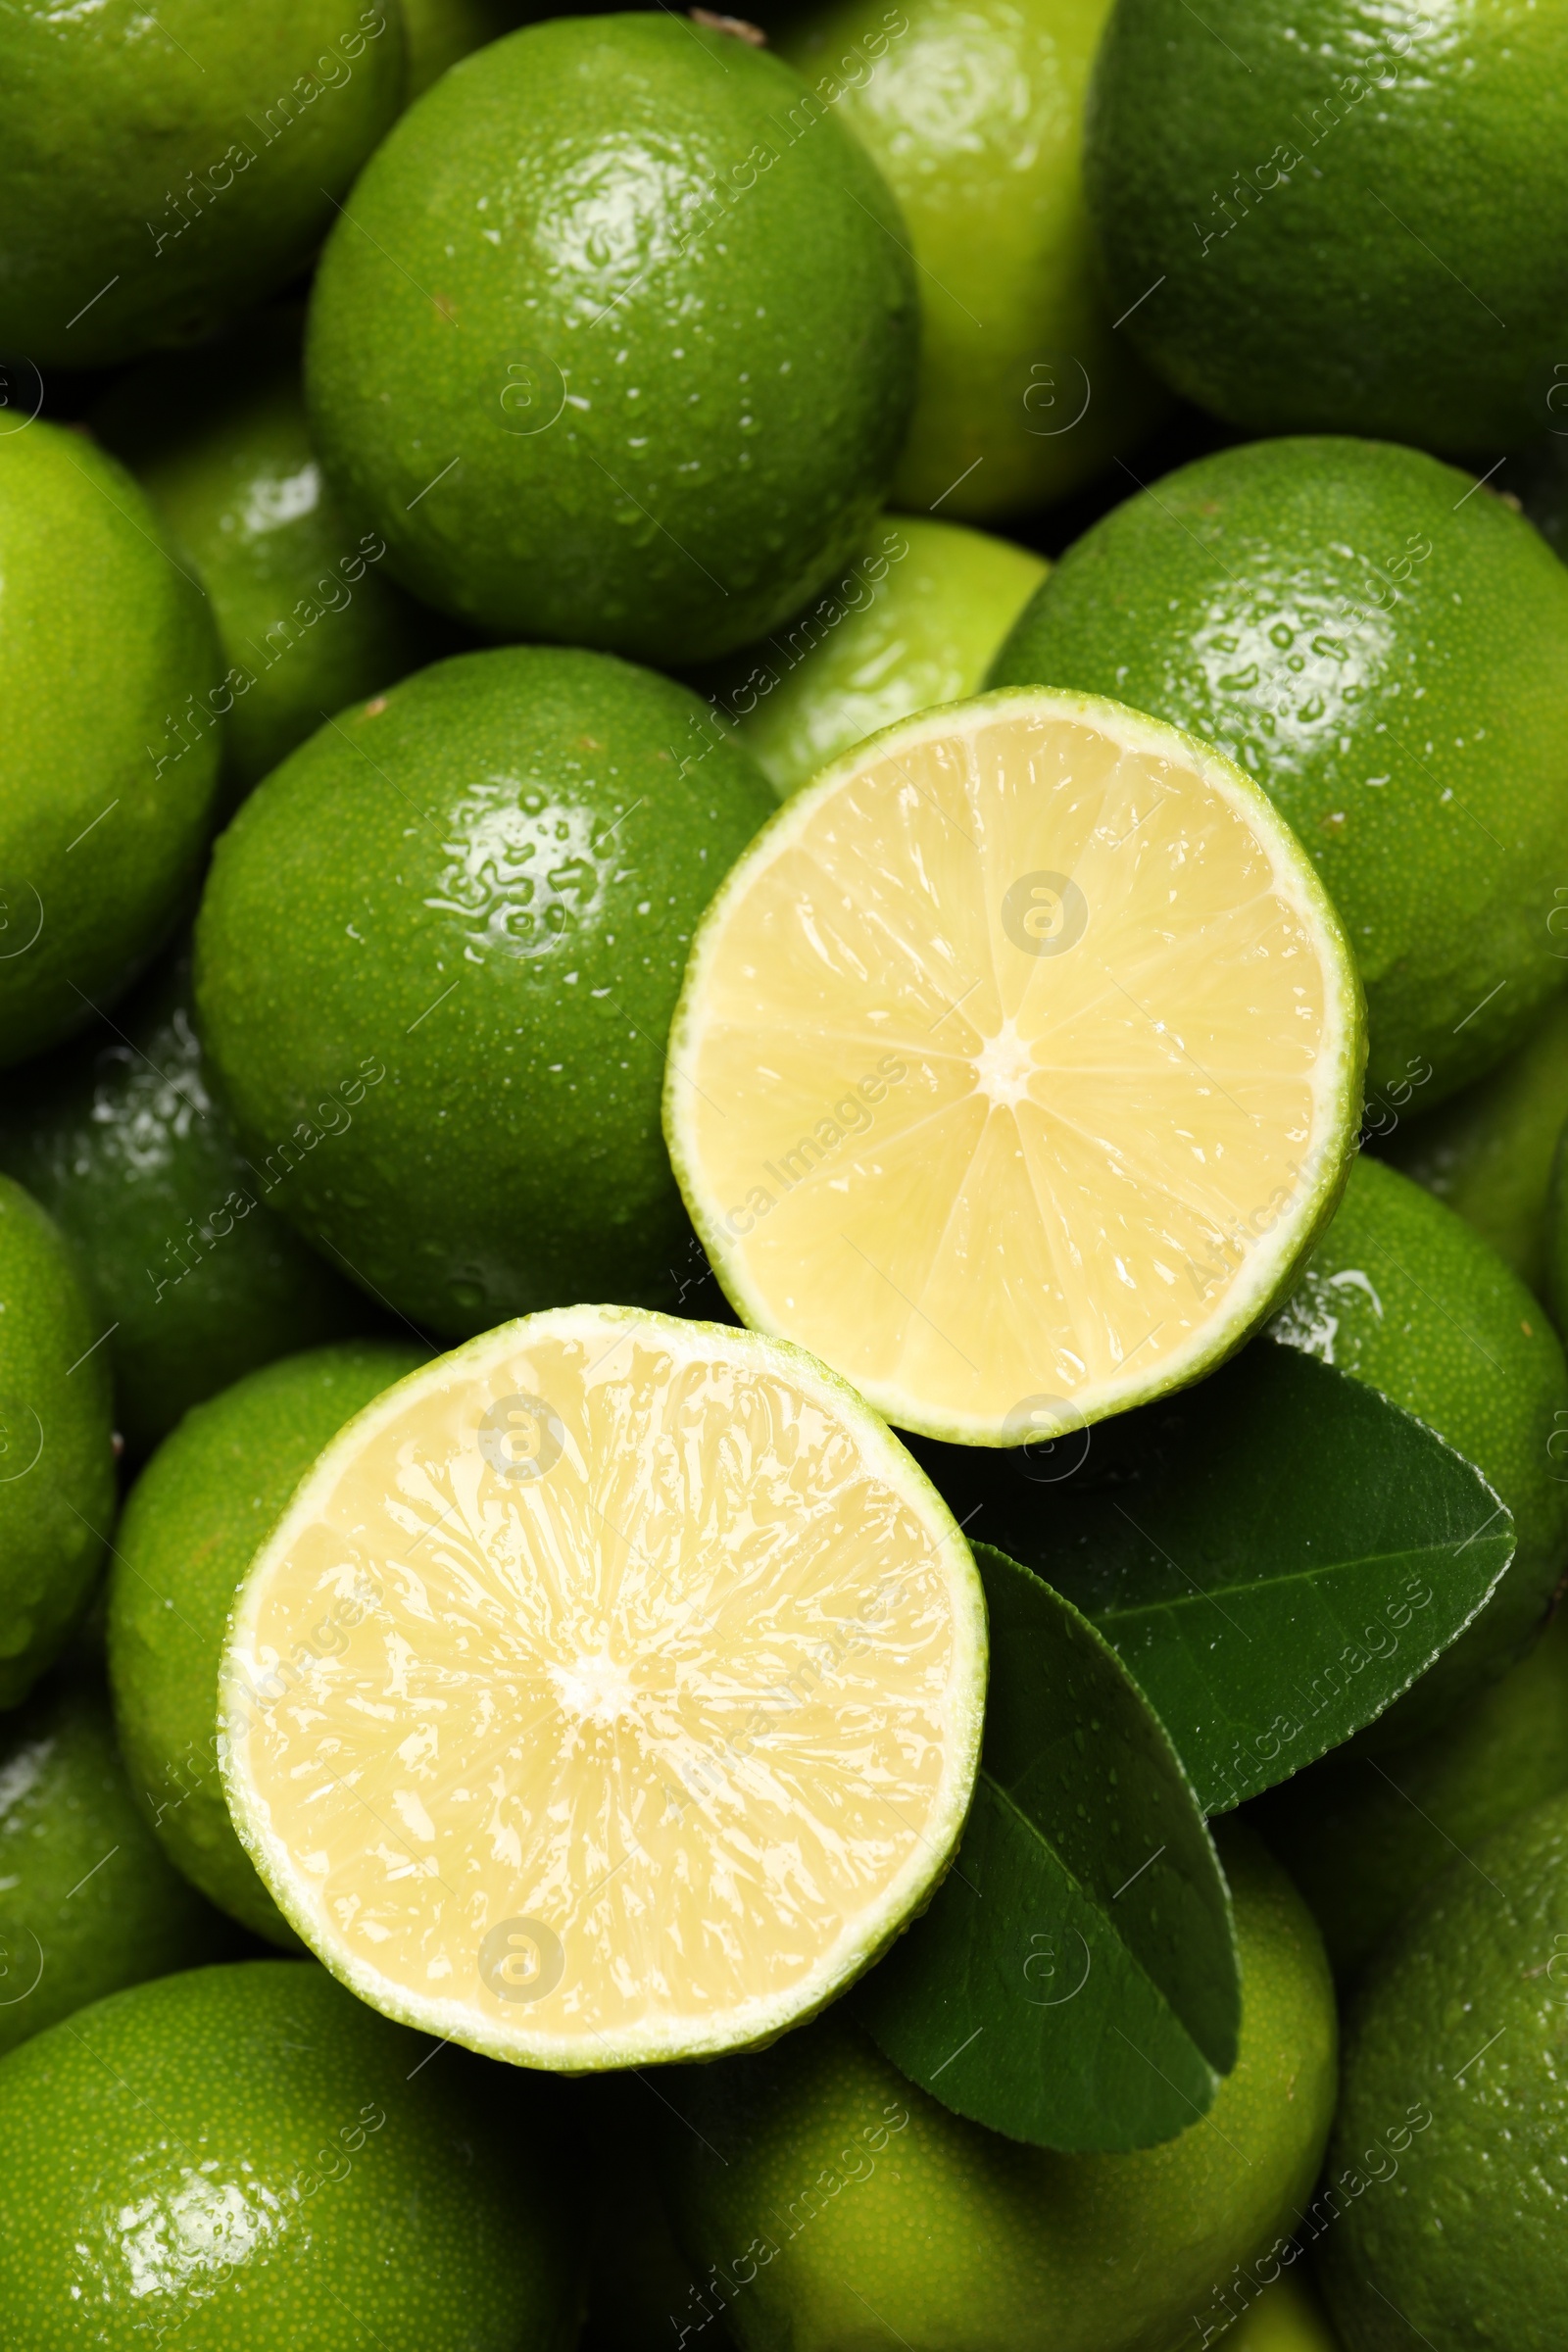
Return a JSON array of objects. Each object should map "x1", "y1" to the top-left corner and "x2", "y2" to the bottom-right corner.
[
  {"x1": 1226, "y1": 2274, "x2": 1344, "y2": 2352},
  {"x1": 0, "y1": 1, "x2": 404, "y2": 368},
  {"x1": 194, "y1": 648, "x2": 773, "y2": 1334},
  {"x1": 1318, "y1": 1788, "x2": 1568, "y2": 2352},
  {"x1": 92, "y1": 317, "x2": 438, "y2": 805},
  {"x1": 1083, "y1": 0, "x2": 1568, "y2": 453},
  {"x1": 664, "y1": 1827, "x2": 1336, "y2": 2352},
  {"x1": 107, "y1": 1341, "x2": 424, "y2": 1943},
  {"x1": 304, "y1": 13, "x2": 918, "y2": 663},
  {"x1": 0, "y1": 421, "x2": 223, "y2": 1069},
  {"x1": 0, "y1": 1178, "x2": 115, "y2": 1708},
  {"x1": 1269, "y1": 1156, "x2": 1568, "y2": 1734},
  {"x1": 777, "y1": 0, "x2": 1168, "y2": 517},
  {"x1": 991, "y1": 438, "x2": 1568, "y2": 1103},
  {"x1": 1382, "y1": 993, "x2": 1568, "y2": 1302},
  {"x1": 0, "y1": 1959, "x2": 583, "y2": 2350},
  {"x1": 694, "y1": 515, "x2": 1048, "y2": 796},
  {"x1": 0, "y1": 1666, "x2": 234, "y2": 2057},
  {"x1": 401, "y1": 0, "x2": 538, "y2": 97},
  {"x1": 0, "y1": 947, "x2": 371, "y2": 1462},
  {"x1": 1256, "y1": 1611, "x2": 1568, "y2": 1979}
]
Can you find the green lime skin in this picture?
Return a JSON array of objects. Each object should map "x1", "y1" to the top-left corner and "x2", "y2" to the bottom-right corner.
[
  {"x1": 1318, "y1": 1788, "x2": 1568, "y2": 2352},
  {"x1": 693, "y1": 515, "x2": 1048, "y2": 797},
  {"x1": 0, "y1": 2, "x2": 404, "y2": 369},
  {"x1": 990, "y1": 438, "x2": 1568, "y2": 1105},
  {"x1": 194, "y1": 648, "x2": 774, "y2": 1334},
  {"x1": 0, "y1": 420, "x2": 223, "y2": 1070},
  {"x1": 1268, "y1": 1156, "x2": 1568, "y2": 1737},
  {"x1": 1541, "y1": 1126, "x2": 1568, "y2": 1338},
  {"x1": 1083, "y1": 0, "x2": 1568, "y2": 453},
  {"x1": 663, "y1": 1828, "x2": 1336, "y2": 2352},
  {"x1": 0, "y1": 1666, "x2": 235, "y2": 2058},
  {"x1": 1225, "y1": 2273, "x2": 1344, "y2": 2352},
  {"x1": 1256, "y1": 1612, "x2": 1568, "y2": 1982},
  {"x1": 0, "y1": 1959, "x2": 584, "y2": 2351},
  {"x1": 0, "y1": 1178, "x2": 115, "y2": 1710},
  {"x1": 0, "y1": 948, "x2": 372, "y2": 1465},
  {"x1": 107, "y1": 1342, "x2": 425, "y2": 1945},
  {"x1": 1382, "y1": 993, "x2": 1568, "y2": 1304},
  {"x1": 777, "y1": 0, "x2": 1169, "y2": 518},
  {"x1": 92, "y1": 318, "x2": 440, "y2": 808},
  {"x1": 401, "y1": 0, "x2": 539, "y2": 97},
  {"x1": 304, "y1": 14, "x2": 918, "y2": 664}
]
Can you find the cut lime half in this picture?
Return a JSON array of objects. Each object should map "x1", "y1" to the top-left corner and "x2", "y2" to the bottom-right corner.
[
  {"x1": 664, "y1": 689, "x2": 1364, "y2": 1446},
  {"x1": 220, "y1": 1306, "x2": 986, "y2": 2070}
]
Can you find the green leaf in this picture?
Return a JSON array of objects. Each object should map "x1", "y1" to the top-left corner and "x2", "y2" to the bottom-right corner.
[
  {"x1": 854, "y1": 1544, "x2": 1239, "y2": 2155},
  {"x1": 917, "y1": 1348, "x2": 1514, "y2": 1812}
]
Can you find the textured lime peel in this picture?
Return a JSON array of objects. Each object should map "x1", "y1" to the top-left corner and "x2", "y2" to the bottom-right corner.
[
  {"x1": 220, "y1": 1306, "x2": 986, "y2": 2069},
  {"x1": 664, "y1": 688, "x2": 1365, "y2": 1446}
]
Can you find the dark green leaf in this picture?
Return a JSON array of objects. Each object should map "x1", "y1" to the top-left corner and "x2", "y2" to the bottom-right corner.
[
  {"x1": 854, "y1": 1544, "x2": 1239, "y2": 2154},
  {"x1": 916, "y1": 1348, "x2": 1513, "y2": 1812}
]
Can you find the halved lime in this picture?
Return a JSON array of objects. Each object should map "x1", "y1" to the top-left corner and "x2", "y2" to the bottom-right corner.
[
  {"x1": 664, "y1": 689, "x2": 1365, "y2": 1445},
  {"x1": 220, "y1": 1306, "x2": 986, "y2": 2069}
]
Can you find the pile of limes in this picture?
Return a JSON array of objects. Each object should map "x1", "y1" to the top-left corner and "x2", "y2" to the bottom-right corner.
[{"x1": 1, "y1": 2, "x2": 1565, "y2": 2346}]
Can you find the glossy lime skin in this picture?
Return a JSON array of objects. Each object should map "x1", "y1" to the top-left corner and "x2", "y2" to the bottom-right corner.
[
  {"x1": 1084, "y1": 0, "x2": 1568, "y2": 453},
  {"x1": 0, "y1": 1667, "x2": 234, "y2": 2058},
  {"x1": 695, "y1": 515, "x2": 1048, "y2": 796},
  {"x1": 194, "y1": 648, "x2": 774, "y2": 1334},
  {"x1": 0, "y1": 949, "x2": 371, "y2": 1463},
  {"x1": 664, "y1": 1829, "x2": 1335, "y2": 2352},
  {"x1": 1269, "y1": 1157, "x2": 1568, "y2": 1736},
  {"x1": 0, "y1": 1960, "x2": 584, "y2": 2351},
  {"x1": 0, "y1": 1, "x2": 403, "y2": 369},
  {"x1": 93, "y1": 318, "x2": 438, "y2": 807},
  {"x1": 305, "y1": 14, "x2": 918, "y2": 663},
  {"x1": 778, "y1": 0, "x2": 1168, "y2": 517},
  {"x1": 0, "y1": 422, "x2": 223, "y2": 1069},
  {"x1": 1384, "y1": 994, "x2": 1568, "y2": 1305},
  {"x1": 108, "y1": 1343, "x2": 424, "y2": 1945},
  {"x1": 1319, "y1": 1789, "x2": 1568, "y2": 2352},
  {"x1": 1256, "y1": 1611, "x2": 1568, "y2": 1980},
  {"x1": 0, "y1": 1178, "x2": 115, "y2": 1709},
  {"x1": 992, "y1": 439, "x2": 1568, "y2": 1104}
]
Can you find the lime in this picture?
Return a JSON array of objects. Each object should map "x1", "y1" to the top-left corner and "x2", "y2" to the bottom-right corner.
[
  {"x1": 1083, "y1": 0, "x2": 1568, "y2": 452},
  {"x1": 194, "y1": 647, "x2": 774, "y2": 1335},
  {"x1": 1318, "y1": 1788, "x2": 1568, "y2": 2352},
  {"x1": 107, "y1": 1341, "x2": 425, "y2": 1944},
  {"x1": 991, "y1": 437, "x2": 1568, "y2": 1105},
  {"x1": 1269, "y1": 1155, "x2": 1568, "y2": 1731},
  {"x1": 0, "y1": 1, "x2": 404, "y2": 368},
  {"x1": 220, "y1": 1305, "x2": 986, "y2": 2068},
  {"x1": 0, "y1": 1959, "x2": 583, "y2": 2350},
  {"x1": 402, "y1": 0, "x2": 538, "y2": 97},
  {"x1": 1382, "y1": 993, "x2": 1568, "y2": 1302},
  {"x1": 666, "y1": 686, "x2": 1363, "y2": 1446},
  {"x1": 92, "y1": 317, "x2": 438, "y2": 806},
  {"x1": 0, "y1": 1666, "x2": 234, "y2": 2057},
  {"x1": 0, "y1": 1177, "x2": 115, "y2": 1708},
  {"x1": 0, "y1": 946, "x2": 371, "y2": 1462},
  {"x1": 1256, "y1": 1611, "x2": 1568, "y2": 1979},
  {"x1": 777, "y1": 0, "x2": 1168, "y2": 516},
  {"x1": 304, "y1": 13, "x2": 918, "y2": 662},
  {"x1": 0, "y1": 420, "x2": 222, "y2": 1069},
  {"x1": 662, "y1": 1826, "x2": 1336, "y2": 2352},
  {"x1": 1539, "y1": 1124, "x2": 1568, "y2": 1336},
  {"x1": 1225, "y1": 2274, "x2": 1344, "y2": 2352},
  {"x1": 694, "y1": 516, "x2": 1048, "y2": 797}
]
